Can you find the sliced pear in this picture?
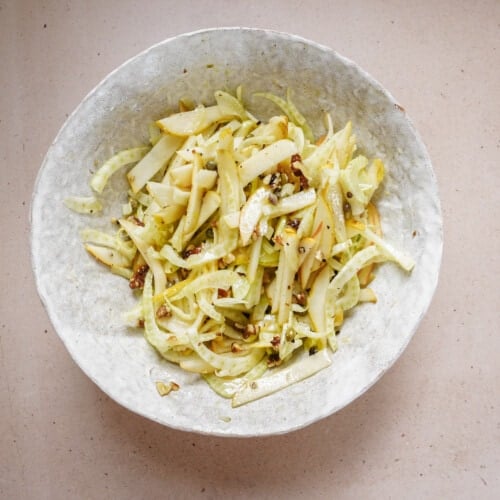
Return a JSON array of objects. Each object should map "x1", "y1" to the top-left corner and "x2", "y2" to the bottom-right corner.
[
  {"x1": 156, "y1": 105, "x2": 232, "y2": 136},
  {"x1": 307, "y1": 265, "x2": 333, "y2": 332},
  {"x1": 127, "y1": 134, "x2": 183, "y2": 193}
]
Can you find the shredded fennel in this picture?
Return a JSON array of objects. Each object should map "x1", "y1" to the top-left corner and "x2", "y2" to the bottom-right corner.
[{"x1": 67, "y1": 87, "x2": 415, "y2": 407}]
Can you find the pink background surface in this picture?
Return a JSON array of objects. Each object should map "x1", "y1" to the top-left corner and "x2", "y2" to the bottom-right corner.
[{"x1": 1, "y1": 1, "x2": 499, "y2": 498}]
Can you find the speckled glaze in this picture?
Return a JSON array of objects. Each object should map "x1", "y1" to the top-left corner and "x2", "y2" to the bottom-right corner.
[{"x1": 31, "y1": 28, "x2": 442, "y2": 437}]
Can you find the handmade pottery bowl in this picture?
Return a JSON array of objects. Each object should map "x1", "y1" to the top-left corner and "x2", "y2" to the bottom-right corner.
[{"x1": 31, "y1": 28, "x2": 442, "y2": 436}]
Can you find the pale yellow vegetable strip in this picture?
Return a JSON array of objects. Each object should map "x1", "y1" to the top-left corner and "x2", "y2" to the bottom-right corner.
[
  {"x1": 64, "y1": 196, "x2": 103, "y2": 214},
  {"x1": 270, "y1": 253, "x2": 284, "y2": 315},
  {"x1": 196, "y1": 170, "x2": 218, "y2": 190},
  {"x1": 254, "y1": 90, "x2": 315, "y2": 142},
  {"x1": 214, "y1": 90, "x2": 249, "y2": 120},
  {"x1": 90, "y1": 146, "x2": 150, "y2": 193},
  {"x1": 196, "y1": 291, "x2": 224, "y2": 322},
  {"x1": 234, "y1": 119, "x2": 258, "y2": 138},
  {"x1": 232, "y1": 348, "x2": 332, "y2": 407},
  {"x1": 179, "y1": 355, "x2": 215, "y2": 374},
  {"x1": 144, "y1": 199, "x2": 162, "y2": 217},
  {"x1": 156, "y1": 105, "x2": 228, "y2": 136},
  {"x1": 109, "y1": 265, "x2": 133, "y2": 280},
  {"x1": 362, "y1": 228, "x2": 415, "y2": 272},
  {"x1": 239, "y1": 139, "x2": 298, "y2": 186},
  {"x1": 324, "y1": 246, "x2": 379, "y2": 333},
  {"x1": 152, "y1": 205, "x2": 185, "y2": 225},
  {"x1": 297, "y1": 237, "x2": 316, "y2": 268},
  {"x1": 146, "y1": 182, "x2": 190, "y2": 207},
  {"x1": 239, "y1": 188, "x2": 269, "y2": 246},
  {"x1": 247, "y1": 235, "x2": 263, "y2": 283},
  {"x1": 217, "y1": 130, "x2": 240, "y2": 215},
  {"x1": 359, "y1": 288, "x2": 377, "y2": 303},
  {"x1": 171, "y1": 270, "x2": 240, "y2": 300},
  {"x1": 160, "y1": 244, "x2": 188, "y2": 268},
  {"x1": 278, "y1": 229, "x2": 300, "y2": 325},
  {"x1": 336, "y1": 275, "x2": 361, "y2": 311},
  {"x1": 330, "y1": 240, "x2": 352, "y2": 257},
  {"x1": 333, "y1": 121, "x2": 355, "y2": 170},
  {"x1": 301, "y1": 119, "x2": 335, "y2": 186},
  {"x1": 312, "y1": 192, "x2": 335, "y2": 259},
  {"x1": 169, "y1": 217, "x2": 186, "y2": 252},
  {"x1": 328, "y1": 246, "x2": 379, "y2": 296},
  {"x1": 84, "y1": 243, "x2": 131, "y2": 268},
  {"x1": 287, "y1": 122, "x2": 305, "y2": 154},
  {"x1": 157, "y1": 300, "x2": 196, "y2": 324},
  {"x1": 148, "y1": 123, "x2": 162, "y2": 146},
  {"x1": 127, "y1": 135, "x2": 183, "y2": 193},
  {"x1": 181, "y1": 191, "x2": 221, "y2": 244},
  {"x1": 307, "y1": 265, "x2": 334, "y2": 332},
  {"x1": 143, "y1": 272, "x2": 189, "y2": 357},
  {"x1": 203, "y1": 359, "x2": 268, "y2": 398},
  {"x1": 183, "y1": 155, "x2": 203, "y2": 234},
  {"x1": 119, "y1": 219, "x2": 166, "y2": 294},
  {"x1": 160, "y1": 241, "x2": 227, "y2": 270},
  {"x1": 299, "y1": 227, "x2": 320, "y2": 289},
  {"x1": 292, "y1": 319, "x2": 329, "y2": 340},
  {"x1": 296, "y1": 205, "x2": 315, "y2": 239},
  {"x1": 187, "y1": 328, "x2": 265, "y2": 377},
  {"x1": 324, "y1": 169, "x2": 347, "y2": 243},
  {"x1": 185, "y1": 243, "x2": 229, "y2": 268},
  {"x1": 164, "y1": 136, "x2": 197, "y2": 175},
  {"x1": 340, "y1": 156, "x2": 369, "y2": 204},
  {"x1": 80, "y1": 228, "x2": 136, "y2": 261},
  {"x1": 245, "y1": 266, "x2": 264, "y2": 308},
  {"x1": 262, "y1": 188, "x2": 316, "y2": 219},
  {"x1": 167, "y1": 163, "x2": 193, "y2": 188}
]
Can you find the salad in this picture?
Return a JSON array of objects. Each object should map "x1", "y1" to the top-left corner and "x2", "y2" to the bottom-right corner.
[{"x1": 65, "y1": 88, "x2": 414, "y2": 407}]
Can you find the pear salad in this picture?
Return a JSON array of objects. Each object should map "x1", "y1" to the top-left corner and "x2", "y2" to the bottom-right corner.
[{"x1": 65, "y1": 89, "x2": 414, "y2": 407}]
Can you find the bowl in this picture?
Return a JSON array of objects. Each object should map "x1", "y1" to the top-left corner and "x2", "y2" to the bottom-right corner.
[{"x1": 31, "y1": 28, "x2": 442, "y2": 436}]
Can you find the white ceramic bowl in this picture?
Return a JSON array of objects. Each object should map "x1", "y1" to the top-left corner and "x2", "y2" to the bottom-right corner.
[{"x1": 31, "y1": 28, "x2": 442, "y2": 436}]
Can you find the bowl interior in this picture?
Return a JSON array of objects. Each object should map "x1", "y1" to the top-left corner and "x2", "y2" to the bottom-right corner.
[{"x1": 31, "y1": 28, "x2": 442, "y2": 436}]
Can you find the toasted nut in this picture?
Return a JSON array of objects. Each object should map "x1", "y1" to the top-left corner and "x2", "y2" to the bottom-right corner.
[
  {"x1": 270, "y1": 335, "x2": 281, "y2": 348},
  {"x1": 155, "y1": 381, "x2": 180, "y2": 396},
  {"x1": 293, "y1": 291, "x2": 307, "y2": 306},
  {"x1": 156, "y1": 304, "x2": 172, "y2": 319},
  {"x1": 231, "y1": 342, "x2": 243, "y2": 353},
  {"x1": 129, "y1": 264, "x2": 149, "y2": 289}
]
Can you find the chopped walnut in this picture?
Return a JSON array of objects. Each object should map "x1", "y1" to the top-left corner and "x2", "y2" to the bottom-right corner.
[
  {"x1": 243, "y1": 324, "x2": 260, "y2": 339},
  {"x1": 129, "y1": 264, "x2": 149, "y2": 289},
  {"x1": 267, "y1": 353, "x2": 282, "y2": 368},
  {"x1": 156, "y1": 304, "x2": 172, "y2": 319},
  {"x1": 233, "y1": 322, "x2": 246, "y2": 332},
  {"x1": 155, "y1": 381, "x2": 180, "y2": 397},
  {"x1": 270, "y1": 335, "x2": 281, "y2": 348},
  {"x1": 183, "y1": 245, "x2": 202, "y2": 258},
  {"x1": 231, "y1": 342, "x2": 243, "y2": 353}
]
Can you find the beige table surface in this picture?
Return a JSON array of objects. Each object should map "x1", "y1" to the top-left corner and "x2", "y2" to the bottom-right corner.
[{"x1": 1, "y1": 1, "x2": 499, "y2": 498}]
